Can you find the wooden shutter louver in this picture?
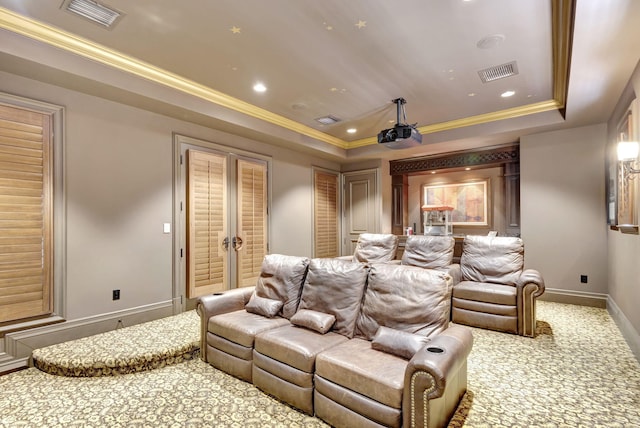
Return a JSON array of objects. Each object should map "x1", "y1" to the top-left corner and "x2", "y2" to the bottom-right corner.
[
  {"x1": 187, "y1": 150, "x2": 228, "y2": 298},
  {"x1": 237, "y1": 159, "x2": 267, "y2": 287},
  {"x1": 314, "y1": 171, "x2": 339, "y2": 258},
  {"x1": 0, "y1": 105, "x2": 52, "y2": 323}
]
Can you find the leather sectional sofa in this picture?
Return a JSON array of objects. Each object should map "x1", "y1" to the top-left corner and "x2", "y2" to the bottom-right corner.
[{"x1": 197, "y1": 254, "x2": 473, "y2": 428}]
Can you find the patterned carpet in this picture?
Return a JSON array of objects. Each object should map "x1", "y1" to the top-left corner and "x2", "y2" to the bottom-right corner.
[
  {"x1": 31, "y1": 311, "x2": 200, "y2": 377},
  {"x1": 0, "y1": 301, "x2": 639, "y2": 427}
]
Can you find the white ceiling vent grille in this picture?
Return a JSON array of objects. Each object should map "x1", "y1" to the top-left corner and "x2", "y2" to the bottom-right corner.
[
  {"x1": 315, "y1": 115, "x2": 341, "y2": 125},
  {"x1": 478, "y1": 61, "x2": 519, "y2": 83},
  {"x1": 61, "y1": 0, "x2": 123, "y2": 29}
]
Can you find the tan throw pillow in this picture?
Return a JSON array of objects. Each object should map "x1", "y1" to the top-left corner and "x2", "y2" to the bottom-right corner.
[
  {"x1": 290, "y1": 309, "x2": 336, "y2": 334},
  {"x1": 371, "y1": 326, "x2": 430, "y2": 360},
  {"x1": 245, "y1": 293, "x2": 283, "y2": 318}
]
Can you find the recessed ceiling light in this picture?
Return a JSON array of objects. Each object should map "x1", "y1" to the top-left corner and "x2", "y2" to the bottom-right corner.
[
  {"x1": 501, "y1": 90, "x2": 515, "y2": 98},
  {"x1": 468, "y1": 93, "x2": 476, "y2": 97},
  {"x1": 465, "y1": 167, "x2": 471, "y2": 171},
  {"x1": 431, "y1": 171, "x2": 437, "y2": 174},
  {"x1": 253, "y1": 82, "x2": 267, "y2": 93},
  {"x1": 347, "y1": 128, "x2": 357, "y2": 134}
]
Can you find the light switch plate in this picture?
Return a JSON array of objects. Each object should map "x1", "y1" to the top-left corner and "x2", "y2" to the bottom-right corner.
[{"x1": 163, "y1": 223, "x2": 171, "y2": 234}]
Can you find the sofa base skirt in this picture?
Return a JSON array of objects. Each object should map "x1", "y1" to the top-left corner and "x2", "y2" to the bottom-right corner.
[
  {"x1": 314, "y1": 375, "x2": 401, "y2": 428},
  {"x1": 314, "y1": 390, "x2": 389, "y2": 428},
  {"x1": 252, "y1": 364, "x2": 313, "y2": 415},
  {"x1": 452, "y1": 306, "x2": 517, "y2": 334},
  {"x1": 206, "y1": 346, "x2": 252, "y2": 382}
]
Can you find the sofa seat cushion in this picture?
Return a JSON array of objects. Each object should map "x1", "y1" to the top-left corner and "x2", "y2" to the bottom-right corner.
[
  {"x1": 253, "y1": 254, "x2": 310, "y2": 319},
  {"x1": 254, "y1": 324, "x2": 348, "y2": 373},
  {"x1": 356, "y1": 264, "x2": 453, "y2": 340},
  {"x1": 401, "y1": 235, "x2": 454, "y2": 269},
  {"x1": 315, "y1": 338, "x2": 407, "y2": 409},
  {"x1": 208, "y1": 310, "x2": 290, "y2": 348},
  {"x1": 452, "y1": 281, "x2": 516, "y2": 306},
  {"x1": 298, "y1": 258, "x2": 369, "y2": 338},
  {"x1": 460, "y1": 236, "x2": 523, "y2": 285}
]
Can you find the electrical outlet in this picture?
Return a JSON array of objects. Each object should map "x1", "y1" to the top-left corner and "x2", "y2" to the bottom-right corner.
[
  {"x1": 112, "y1": 289, "x2": 120, "y2": 300},
  {"x1": 580, "y1": 275, "x2": 588, "y2": 284}
]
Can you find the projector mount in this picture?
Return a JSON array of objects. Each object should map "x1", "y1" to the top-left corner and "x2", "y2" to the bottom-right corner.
[{"x1": 377, "y1": 98, "x2": 422, "y2": 148}]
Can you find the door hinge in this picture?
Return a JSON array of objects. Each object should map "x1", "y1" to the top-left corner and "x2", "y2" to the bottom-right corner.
[
  {"x1": 180, "y1": 248, "x2": 183, "y2": 258},
  {"x1": 180, "y1": 202, "x2": 183, "y2": 211},
  {"x1": 180, "y1": 154, "x2": 183, "y2": 165}
]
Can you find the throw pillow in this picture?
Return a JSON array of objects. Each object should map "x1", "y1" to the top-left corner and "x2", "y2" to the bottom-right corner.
[
  {"x1": 371, "y1": 326, "x2": 430, "y2": 360},
  {"x1": 290, "y1": 309, "x2": 336, "y2": 334},
  {"x1": 245, "y1": 293, "x2": 283, "y2": 318}
]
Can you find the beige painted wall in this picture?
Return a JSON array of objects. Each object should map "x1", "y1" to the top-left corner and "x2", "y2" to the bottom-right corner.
[
  {"x1": 0, "y1": 70, "x2": 339, "y2": 321},
  {"x1": 521, "y1": 124, "x2": 608, "y2": 295}
]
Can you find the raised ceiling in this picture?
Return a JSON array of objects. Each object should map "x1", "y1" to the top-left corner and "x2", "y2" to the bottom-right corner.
[{"x1": 0, "y1": 0, "x2": 639, "y2": 161}]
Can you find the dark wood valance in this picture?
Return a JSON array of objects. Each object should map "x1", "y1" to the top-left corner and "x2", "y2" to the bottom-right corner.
[{"x1": 389, "y1": 144, "x2": 519, "y2": 175}]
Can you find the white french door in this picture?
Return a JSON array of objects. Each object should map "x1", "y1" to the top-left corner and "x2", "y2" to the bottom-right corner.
[{"x1": 174, "y1": 136, "x2": 269, "y2": 306}]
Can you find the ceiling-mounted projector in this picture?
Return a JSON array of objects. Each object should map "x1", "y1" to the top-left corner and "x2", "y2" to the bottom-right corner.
[{"x1": 377, "y1": 98, "x2": 422, "y2": 149}]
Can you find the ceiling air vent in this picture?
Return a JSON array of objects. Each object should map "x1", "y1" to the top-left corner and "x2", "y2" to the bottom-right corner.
[
  {"x1": 315, "y1": 115, "x2": 341, "y2": 125},
  {"x1": 478, "y1": 61, "x2": 519, "y2": 83},
  {"x1": 61, "y1": 0, "x2": 123, "y2": 29}
]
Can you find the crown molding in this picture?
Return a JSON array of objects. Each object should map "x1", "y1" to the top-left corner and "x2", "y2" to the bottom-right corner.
[{"x1": 0, "y1": 7, "x2": 348, "y2": 150}]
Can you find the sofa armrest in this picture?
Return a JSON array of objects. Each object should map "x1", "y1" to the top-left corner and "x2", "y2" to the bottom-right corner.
[
  {"x1": 516, "y1": 269, "x2": 545, "y2": 337},
  {"x1": 335, "y1": 255, "x2": 353, "y2": 261},
  {"x1": 402, "y1": 325, "x2": 473, "y2": 428},
  {"x1": 196, "y1": 286, "x2": 255, "y2": 362}
]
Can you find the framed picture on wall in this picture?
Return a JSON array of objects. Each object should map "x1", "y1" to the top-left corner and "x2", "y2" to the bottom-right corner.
[{"x1": 422, "y1": 180, "x2": 489, "y2": 226}]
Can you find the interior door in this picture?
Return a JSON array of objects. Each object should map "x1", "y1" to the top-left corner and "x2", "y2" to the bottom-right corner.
[
  {"x1": 342, "y1": 170, "x2": 379, "y2": 255},
  {"x1": 183, "y1": 148, "x2": 268, "y2": 299}
]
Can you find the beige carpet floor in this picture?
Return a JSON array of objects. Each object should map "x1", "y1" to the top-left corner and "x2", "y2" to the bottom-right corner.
[{"x1": 0, "y1": 301, "x2": 639, "y2": 427}]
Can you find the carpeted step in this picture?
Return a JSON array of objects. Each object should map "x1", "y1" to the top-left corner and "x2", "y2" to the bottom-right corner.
[{"x1": 31, "y1": 310, "x2": 200, "y2": 377}]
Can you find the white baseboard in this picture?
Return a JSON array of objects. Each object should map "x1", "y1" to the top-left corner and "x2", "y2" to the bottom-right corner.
[
  {"x1": 0, "y1": 301, "x2": 174, "y2": 374},
  {"x1": 607, "y1": 297, "x2": 640, "y2": 363},
  {"x1": 538, "y1": 288, "x2": 608, "y2": 308}
]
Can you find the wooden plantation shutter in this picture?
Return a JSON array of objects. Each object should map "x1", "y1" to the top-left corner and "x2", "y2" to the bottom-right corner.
[
  {"x1": 187, "y1": 150, "x2": 228, "y2": 298},
  {"x1": 0, "y1": 104, "x2": 52, "y2": 323},
  {"x1": 236, "y1": 159, "x2": 267, "y2": 287},
  {"x1": 314, "y1": 170, "x2": 339, "y2": 257}
]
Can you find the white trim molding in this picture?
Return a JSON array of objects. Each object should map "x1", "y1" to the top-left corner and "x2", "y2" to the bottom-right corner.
[{"x1": 607, "y1": 296, "x2": 640, "y2": 363}]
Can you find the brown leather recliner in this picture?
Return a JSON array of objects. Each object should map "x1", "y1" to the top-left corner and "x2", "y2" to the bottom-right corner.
[
  {"x1": 451, "y1": 235, "x2": 545, "y2": 337},
  {"x1": 400, "y1": 235, "x2": 460, "y2": 284},
  {"x1": 338, "y1": 233, "x2": 399, "y2": 263}
]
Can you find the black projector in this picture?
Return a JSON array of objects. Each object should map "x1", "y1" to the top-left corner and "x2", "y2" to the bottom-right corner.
[{"x1": 377, "y1": 124, "x2": 423, "y2": 149}]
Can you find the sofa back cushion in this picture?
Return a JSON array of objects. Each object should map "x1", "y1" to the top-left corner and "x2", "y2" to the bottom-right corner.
[
  {"x1": 352, "y1": 233, "x2": 399, "y2": 263},
  {"x1": 356, "y1": 264, "x2": 453, "y2": 340},
  {"x1": 401, "y1": 235, "x2": 454, "y2": 269},
  {"x1": 460, "y1": 235, "x2": 523, "y2": 286},
  {"x1": 253, "y1": 254, "x2": 310, "y2": 319},
  {"x1": 298, "y1": 258, "x2": 369, "y2": 338}
]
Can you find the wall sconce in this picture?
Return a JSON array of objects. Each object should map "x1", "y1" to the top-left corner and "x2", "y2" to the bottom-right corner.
[{"x1": 617, "y1": 137, "x2": 640, "y2": 180}]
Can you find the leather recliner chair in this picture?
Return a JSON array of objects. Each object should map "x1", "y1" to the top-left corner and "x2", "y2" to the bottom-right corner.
[
  {"x1": 451, "y1": 235, "x2": 545, "y2": 337},
  {"x1": 337, "y1": 233, "x2": 399, "y2": 263}
]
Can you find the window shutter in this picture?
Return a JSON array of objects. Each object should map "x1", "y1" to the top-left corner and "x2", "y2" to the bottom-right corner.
[
  {"x1": 314, "y1": 170, "x2": 339, "y2": 258},
  {"x1": 0, "y1": 105, "x2": 52, "y2": 323},
  {"x1": 237, "y1": 159, "x2": 267, "y2": 287},
  {"x1": 186, "y1": 150, "x2": 228, "y2": 298}
]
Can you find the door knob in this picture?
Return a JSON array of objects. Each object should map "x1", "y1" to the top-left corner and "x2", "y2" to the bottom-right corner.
[{"x1": 232, "y1": 236, "x2": 244, "y2": 251}]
